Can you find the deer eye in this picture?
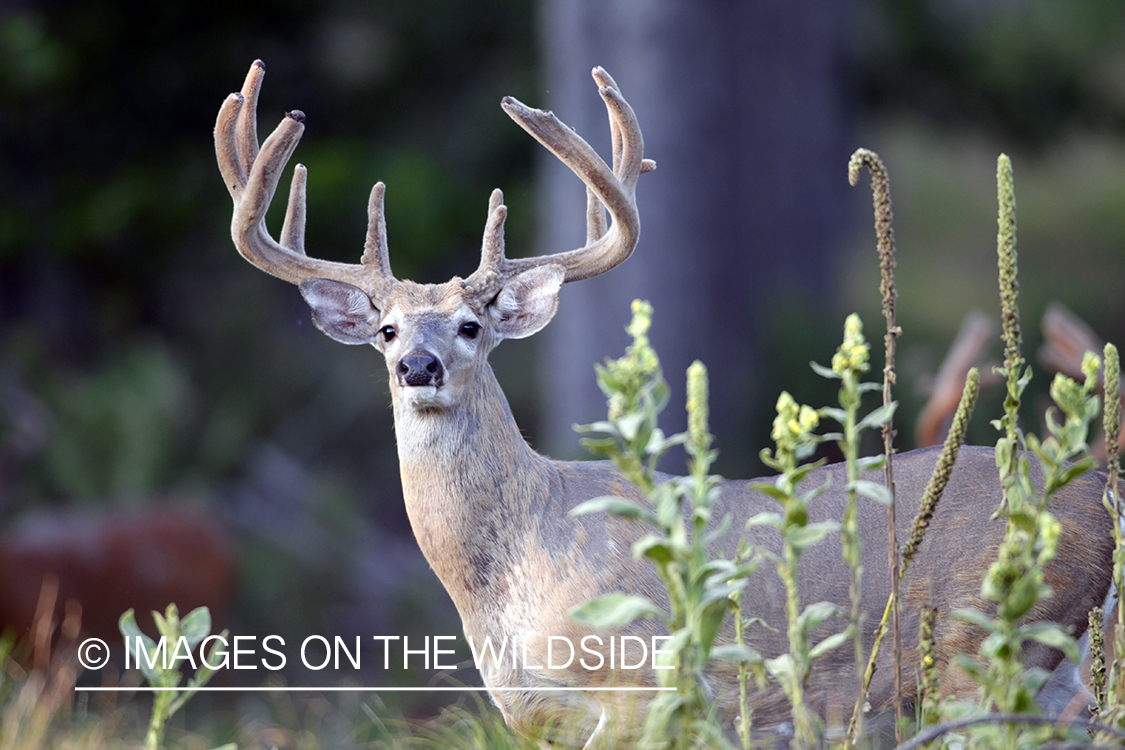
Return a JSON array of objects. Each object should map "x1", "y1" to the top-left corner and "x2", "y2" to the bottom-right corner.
[
  {"x1": 380, "y1": 325, "x2": 397, "y2": 342},
  {"x1": 459, "y1": 321, "x2": 480, "y2": 339}
]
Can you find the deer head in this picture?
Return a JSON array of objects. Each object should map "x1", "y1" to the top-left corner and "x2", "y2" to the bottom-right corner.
[{"x1": 215, "y1": 61, "x2": 653, "y2": 413}]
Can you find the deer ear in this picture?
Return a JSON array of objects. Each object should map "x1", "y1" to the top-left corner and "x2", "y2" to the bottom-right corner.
[
  {"x1": 490, "y1": 265, "x2": 565, "y2": 340},
  {"x1": 299, "y1": 278, "x2": 382, "y2": 345}
]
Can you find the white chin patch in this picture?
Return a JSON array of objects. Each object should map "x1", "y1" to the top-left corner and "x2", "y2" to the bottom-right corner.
[{"x1": 401, "y1": 385, "x2": 452, "y2": 410}]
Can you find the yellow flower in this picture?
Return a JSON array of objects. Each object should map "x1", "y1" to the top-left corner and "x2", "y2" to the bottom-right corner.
[
  {"x1": 771, "y1": 392, "x2": 819, "y2": 464},
  {"x1": 831, "y1": 314, "x2": 870, "y2": 378}
]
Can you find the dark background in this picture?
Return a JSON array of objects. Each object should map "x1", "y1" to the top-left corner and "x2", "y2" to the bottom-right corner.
[{"x1": 2, "y1": 0, "x2": 1125, "y2": 732}]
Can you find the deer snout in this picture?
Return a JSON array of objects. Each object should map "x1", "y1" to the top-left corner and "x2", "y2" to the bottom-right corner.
[{"x1": 398, "y1": 353, "x2": 444, "y2": 387}]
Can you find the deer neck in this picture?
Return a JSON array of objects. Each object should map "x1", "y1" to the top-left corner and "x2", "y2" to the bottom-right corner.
[{"x1": 391, "y1": 364, "x2": 554, "y2": 613}]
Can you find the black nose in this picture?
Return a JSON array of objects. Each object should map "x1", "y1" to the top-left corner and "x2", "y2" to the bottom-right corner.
[{"x1": 398, "y1": 354, "x2": 443, "y2": 387}]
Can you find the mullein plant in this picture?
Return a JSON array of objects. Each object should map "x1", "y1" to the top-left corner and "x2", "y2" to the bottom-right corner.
[
  {"x1": 751, "y1": 389, "x2": 836, "y2": 749},
  {"x1": 809, "y1": 313, "x2": 896, "y2": 746},
  {"x1": 119, "y1": 604, "x2": 230, "y2": 750},
  {"x1": 748, "y1": 314, "x2": 898, "y2": 749},
  {"x1": 570, "y1": 300, "x2": 762, "y2": 749},
  {"x1": 944, "y1": 155, "x2": 1099, "y2": 747}
]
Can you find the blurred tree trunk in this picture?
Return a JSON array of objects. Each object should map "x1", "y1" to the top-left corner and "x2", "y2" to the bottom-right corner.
[{"x1": 534, "y1": 0, "x2": 855, "y2": 476}]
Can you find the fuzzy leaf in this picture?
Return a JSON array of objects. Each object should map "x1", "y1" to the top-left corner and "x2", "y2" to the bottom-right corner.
[
  {"x1": 568, "y1": 593, "x2": 664, "y2": 629},
  {"x1": 857, "y1": 402, "x2": 898, "y2": 431},
  {"x1": 1020, "y1": 622, "x2": 1080, "y2": 663},
  {"x1": 797, "y1": 601, "x2": 841, "y2": 633},
  {"x1": 1045, "y1": 457, "x2": 1098, "y2": 495},
  {"x1": 950, "y1": 608, "x2": 995, "y2": 631},
  {"x1": 855, "y1": 455, "x2": 886, "y2": 472},
  {"x1": 179, "y1": 607, "x2": 212, "y2": 652},
  {"x1": 786, "y1": 521, "x2": 840, "y2": 553},
  {"x1": 696, "y1": 600, "x2": 728, "y2": 653},
  {"x1": 748, "y1": 481, "x2": 790, "y2": 502},
  {"x1": 747, "y1": 511, "x2": 783, "y2": 528},
  {"x1": 809, "y1": 630, "x2": 850, "y2": 660},
  {"x1": 118, "y1": 609, "x2": 161, "y2": 685},
  {"x1": 570, "y1": 496, "x2": 656, "y2": 526},
  {"x1": 574, "y1": 420, "x2": 618, "y2": 436},
  {"x1": 810, "y1": 361, "x2": 839, "y2": 380},
  {"x1": 849, "y1": 479, "x2": 893, "y2": 506},
  {"x1": 710, "y1": 643, "x2": 763, "y2": 665},
  {"x1": 765, "y1": 653, "x2": 795, "y2": 688},
  {"x1": 634, "y1": 535, "x2": 676, "y2": 565}
]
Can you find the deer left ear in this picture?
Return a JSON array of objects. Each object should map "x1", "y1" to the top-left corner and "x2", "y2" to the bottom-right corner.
[{"x1": 490, "y1": 264, "x2": 565, "y2": 340}]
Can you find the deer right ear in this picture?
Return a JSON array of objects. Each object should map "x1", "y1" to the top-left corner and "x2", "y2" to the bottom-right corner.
[{"x1": 299, "y1": 278, "x2": 382, "y2": 345}]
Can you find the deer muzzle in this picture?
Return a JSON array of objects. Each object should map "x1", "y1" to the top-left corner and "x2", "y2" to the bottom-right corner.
[{"x1": 397, "y1": 353, "x2": 444, "y2": 388}]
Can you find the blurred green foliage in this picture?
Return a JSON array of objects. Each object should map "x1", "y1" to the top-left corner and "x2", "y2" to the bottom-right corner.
[
  {"x1": 857, "y1": 0, "x2": 1125, "y2": 148},
  {"x1": 0, "y1": 0, "x2": 538, "y2": 510}
]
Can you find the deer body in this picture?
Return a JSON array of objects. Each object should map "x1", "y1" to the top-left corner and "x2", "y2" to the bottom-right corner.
[{"x1": 215, "y1": 62, "x2": 1115, "y2": 746}]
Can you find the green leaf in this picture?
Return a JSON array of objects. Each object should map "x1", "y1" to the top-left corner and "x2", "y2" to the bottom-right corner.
[
  {"x1": 765, "y1": 653, "x2": 795, "y2": 687},
  {"x1": 574, "y1": 420, "x2": 618, "y2": 436},
  {"x1": 857, "y1": 401, "x2": 898, "y2": 431},
  {"x1": 1045, "y1": 457, "x2": 1097, "y2": 495},
  {"x1": 695, "y1": 600, "x2": 728, "y2": 653},
  {"x1": 855, "y1": 455, "x2": 886, "y2": 472},
  {"x1": 152, "y1": 609, "x2": 170, "y2": 638},
  {"x1": 952, "y1": 653, "x2": 984, "y2": 680},
  {"x1": 950, "y1": 608, "x2": 995, "y2": 631},
  {"x1": 568, "y1": 593, "x2": 664, "y2": 629},
  {"x1": 820, "y1": 407, "x2": 847, "y2": 424},
  {"x1": 810, "y1": 361, "x2": 839, "y2": 380},
  {"x1": 748, "y1": 481, "x2": 790, "y2": 502},
  {"x1": 747, "y1": 511, "x2": 783, "y2": 528},
  {"x1": 1020, "y1": 622, "x2": 1080, "y2": 663},
  {"x1": 788, "y1": 460, "x2": 828, "y2": 486},
  {"x1": 118, "y1": 608, "x2": 143, "y2": 641},
  {"x1": 179, "y1": 607, "x2": 212, "y2": 652},
  {"x1": 809, "y1": 630, "x2": 850, "y2": 660},
  {"x1": 797, "y1": 601, "x2": 840, "y2": 633},
  {"x1": 710, "y1": 643, "x2": 763, "y2": 665},
  {"x1": 578, "y1": 437, "x2": 619, "y2": 456},
  {"x1": 570, "y1": 496, "x2": 656, "y2": 526},
  {"x1": 118, "y1": 609, "x2": 161, "y2": 685},
  {"x1": 617, "y1": 411, "x2": 645, "y2": 442},
  {"x1": 634, "y1": 535, "x2": 676, "y2": 565},
  {"x1": 786, "y1": 520, "x2": 840, "y2": 553},
  {"x1": 849, "y1": 479, "x2": 893, "y2": 506}
]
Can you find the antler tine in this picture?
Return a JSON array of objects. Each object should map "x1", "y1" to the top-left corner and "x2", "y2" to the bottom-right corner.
[
  {"x1": 481, "y1": 188, "x2": 507, "y2": 269},
  {"x1": 360, "y1": 181, "x2": 394, "y2": 280},
  {"x1": 462, "y1": 190, "x2": 508, "y2": 299},
  {"x1": 215, "y1": 92, "x2": 248, "y2": 200},
  {"x1": 593, "y1": 67, "x2": 624, "y2": 177},
  {"x1": 465, "y1": 67, "x2": 649, "y2": 296},
  {"x1": 216, "y1": 60, "x2": 397, "y2": 299},
  {"x1": 280, "y1": 164, "x2": 307, "y2": 255},
  {"x1": 236, "y1": 60, "x2": 265, "y2": 178}
]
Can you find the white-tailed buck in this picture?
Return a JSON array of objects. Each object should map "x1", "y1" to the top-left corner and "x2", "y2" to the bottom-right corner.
[{"x1": 215, "y1": 61, "x2": 1114, "y2": 745}]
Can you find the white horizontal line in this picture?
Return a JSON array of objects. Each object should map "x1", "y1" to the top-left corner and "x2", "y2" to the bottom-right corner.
[{"x1": 75, "y1": 686, "x2": 676, "y2": 693}]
